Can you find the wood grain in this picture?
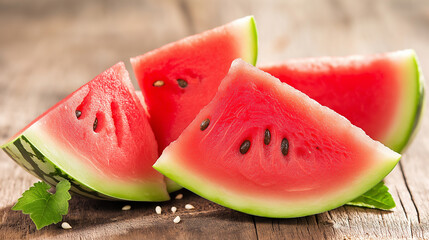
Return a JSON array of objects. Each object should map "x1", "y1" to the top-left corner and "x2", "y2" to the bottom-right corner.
[{"x1": 1, "y1": 0, "x2": 428, "y2": 239}]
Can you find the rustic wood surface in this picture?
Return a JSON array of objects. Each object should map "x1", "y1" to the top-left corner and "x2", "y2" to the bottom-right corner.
[{"x1": 1, "y1": 0, "x2": 429, "y2": 239}]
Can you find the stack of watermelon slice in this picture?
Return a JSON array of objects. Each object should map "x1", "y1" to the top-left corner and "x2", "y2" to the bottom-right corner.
[{"x1": 2, "y1": 16, "x2": 424, "y2": 218}]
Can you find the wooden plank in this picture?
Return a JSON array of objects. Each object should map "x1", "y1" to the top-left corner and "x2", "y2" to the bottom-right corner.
[
  {"x1": 1, "y1": 0, "x2": 429, "y2": 239},
  {"x1": 1, "y1": 188, "x2": 256, "y2": 240}
]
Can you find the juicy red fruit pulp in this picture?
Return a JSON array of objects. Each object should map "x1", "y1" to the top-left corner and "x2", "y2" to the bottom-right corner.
[
  {"x1": 261, "y1": 56, "x2": 399, "y2": 145},
  {"x1": 132, "y1": 26, "x2": 249, "y2": 154},
  {"x1": 183, "y1": 82, "x2": 371, "y2": 199},
  {"x1": 41, "y1": 63, "x2": 159, "y2": 181}
]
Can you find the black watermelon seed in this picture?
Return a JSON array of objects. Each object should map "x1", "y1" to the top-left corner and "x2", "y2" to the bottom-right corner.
[
  {"x1": 177, "y1": 79, "x2": 188, "y2": 88},
  {"x1": 240, "y1": 140, "x2": 251, "y2": 154},
  {"x1": 75, "y1": 110, "x2": 82, "y2": 119},
  {"x1": 281, "y1": 138, "x2": 289, "y2": 156},
  {"x1": 153, "y1": 80, "x2": 165, "y2": 87},
  {"x1": 200, "y1": 119, "x2": 210, "y2": 131},
  {"x1": 93, "y1": 118, "x2": 98, "y2": 131},
  {"x1": 264, "y1": 129, "x2": 271, "y2": 145}
]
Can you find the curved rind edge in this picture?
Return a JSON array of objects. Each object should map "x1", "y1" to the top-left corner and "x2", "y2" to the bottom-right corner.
[
  {"x1": 393, "y1": 50, "x2": 425, "y2": 153},
  {"x1": 2, "y1": 134, "x2": 170, "y2": 202},
  {"x1": 154, "y1": 150, "x2": 400, "y2": 218},
  {"x1": 400, "y1": 50, "x2": 425, "y2": 152},
  {"x1": 1, "y1": 136, "x2": 112, "y2": 200},
  {"x1": 248, "y1": 16, "x2": 258, "y2": 66},
  {"x1": 238, "y1": 16, "x2": 258, "y2": 66}
]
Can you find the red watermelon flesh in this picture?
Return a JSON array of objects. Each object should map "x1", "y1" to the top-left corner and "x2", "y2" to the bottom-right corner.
[
  {"x1": 2, "y1": 62, "x2": 169, "y2": 201},
  {"x1": 131, "y1": 16, "x2": 258, "y2": 154},
  {"x1": 260, "y1": 50, "x2": 424, "y2": 153},
  {"x1": 154, "y1": 59, "x2": 401, "y2": 217}
]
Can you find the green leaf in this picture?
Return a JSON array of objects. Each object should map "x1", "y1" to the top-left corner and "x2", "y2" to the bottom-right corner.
[
  {"x1": 346, "y1": 182, "x2": 396, "y2": 210},
  {"x1": 12, "y1": 180, "x2": 71, "y2": 230}
]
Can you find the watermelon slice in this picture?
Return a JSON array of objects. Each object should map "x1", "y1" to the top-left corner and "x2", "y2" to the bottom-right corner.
[
  {"x1": 260, "y1": 50, "x2": 424, "y2": 153},
  {"x1": 154, "y1": 59, "x2": 401, "y2": 217},
  {"x1": 1, "y1": 62, "x2": 169, "y2": 201},
  {"x1": 131, "y1": 16, "x2": 258, "y2": 155}
]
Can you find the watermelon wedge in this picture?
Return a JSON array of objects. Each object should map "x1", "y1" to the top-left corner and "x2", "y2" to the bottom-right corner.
[
  {"x1": 261, "y1": 50, "x2": 424, "y2": 153},
  {"x1": 131, "y1": 16, "x2": 258, "y2": 155},
  {"x1": 154, "y1": 59, "x2": 401, "y2": 217},
  {"x1": 2, "y1": 63, "x2": 169, "y2": 201}
]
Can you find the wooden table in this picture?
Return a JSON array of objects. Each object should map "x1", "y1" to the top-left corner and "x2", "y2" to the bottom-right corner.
[{"x1": 1, "y1": 0, "x2": 428, "y2": 239}]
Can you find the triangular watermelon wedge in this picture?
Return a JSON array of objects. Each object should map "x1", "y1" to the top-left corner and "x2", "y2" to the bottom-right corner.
[
  {"x1": 131, "y1": 16, "x2": 258, "y2": 154},
  {"x1": 154, "y1": 59, "x2": 401, "y2": 217},
  {"x1": 2, "y1": 63, "x2": 169, "y2": 201},
  {"x1": 260, "y1": 50, "x2": 424, "y2": 153},
  {"x1": 131, "y1": 16, "x2": 258, "y2": 192}
]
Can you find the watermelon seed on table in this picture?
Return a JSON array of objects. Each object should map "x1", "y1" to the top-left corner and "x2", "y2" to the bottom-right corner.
[
  {"x1": 61, "y1": 222, "x2": 72, "y2": 230},
  {"x1": 121, "y1": 205, "x2": 131, "y2": 211},
  {"x1": 281, "y1": 138, "x2": 289, "y2": 156},
  {"x1": 155, "y1": 206, "x2": 162, "y2": 215},
  {"x1": 177, "y1": 79, "x2": 188, "y2": 88},
  {"x1": 200, "y1": 119, "x2": 210, "y2": 131},
  {"x1": 173, "y1": 216, "x2": 181, "y2": 224},
  {"x1": 75, "y1": 110, "x2": 82, "y2": 118},
  {"x1": 240, "y1": 140, "x2": 251, "y2": 154},
  {"x1": 153, "y1": 80, "x2": 164, "y2": 87},
  {"x1": 264, "y1": 129, "x2": 271, "y2": 145},
  {"x1": 185, "y1": 204, "x2": 195, "y2": 210}
]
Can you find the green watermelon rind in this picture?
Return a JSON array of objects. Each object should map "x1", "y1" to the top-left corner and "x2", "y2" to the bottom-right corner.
[
  {"x1": 165, "y1": 177, "x2": 183, "y2": 193},
  {"x1": 244, "y1": 16, "x2": 258, "y2": 66},
  {"x1": 2, "y1": 128, "x2": 170, "y2": 202},
  {"x1": 154, "y1": 131, "x2": 401, "y2": 218},
  {"x1": 154, "y1": 149, "x2": 400, "y2": 218},
  {"x1": 390, "y1": 50, "x2": 425, "y2": 152},
  {"x1": 2, "y1": 136, "x2": 112, "y2": 200}
]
